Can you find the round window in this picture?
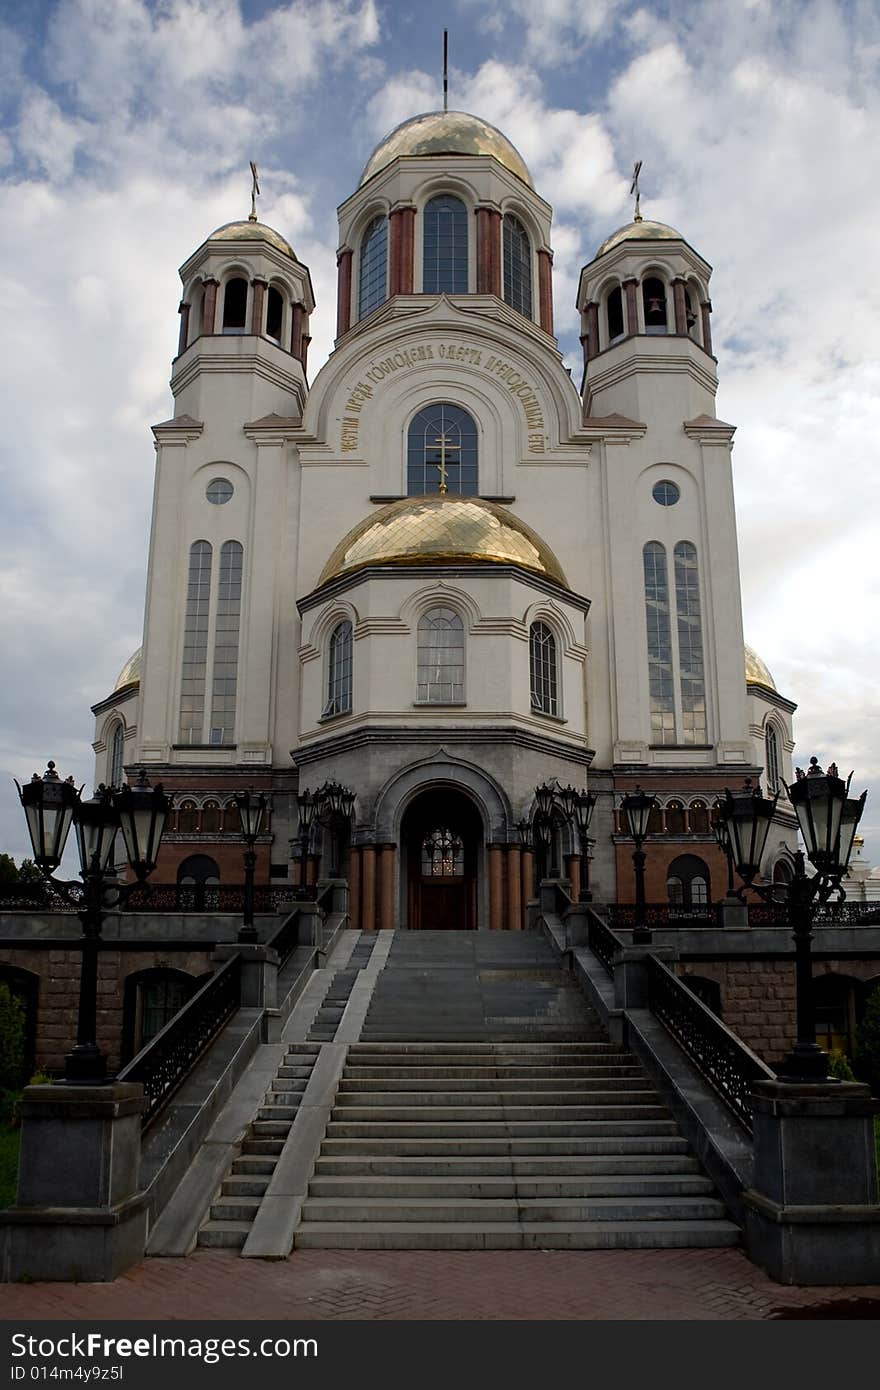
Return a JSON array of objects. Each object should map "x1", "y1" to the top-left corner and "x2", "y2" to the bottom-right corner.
[
  {"x1": 206, "y1": 478, "x2": 234, "y2": 505},
  {"x1": 652, "y1": 479, "x2": 680, "y2": 506}
]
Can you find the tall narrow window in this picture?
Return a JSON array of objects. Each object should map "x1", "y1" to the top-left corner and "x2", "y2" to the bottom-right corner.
[
  {"x1": 674, "y1": 542, "x2": 707, "y2": 744},
  {"x1": 643, "y1": 276, "x2": 668, "y2": 334},
  {"x1": 765, "y1": 723, "x2": 780, "y2": 793},
  {"x1": 607, "y1": 285, "x2": 624, "y2": 341},
  {"x1": 417, "y1": 608, "x2": 464, "y2": 704},
  {"x1": 325, "y1": 620, "x2": 353, "y2": 717},
  {"x1": 359, "y1": 215, "x2": 388, "y2": 318},
  {"x1": 209, "y1": 540, "x2": 243, "y2": 744},
  {"x1": 178, "y1": 541, "x2": 212, "y2": 744},
  {"x1": 529, "y1": 622, "x2": 558, "y2": 716},
  {"x1": 643, "y1": 542, "x2": 675, "y2": 744},
  {"x1": 265, "y1": 286, "x2": 283, "y2": 340},
  {"x1": 221, "y1": 277, "x2": 248, "y2": 333},
  {"x1": 423, "y1": 196, "x2": 468, "y2": 294},
  {"x1": 503, "y1": 213, "x2": 532, "y2": 317},
  {"x1": 109, "y1": 723, "x2": 125, "y2": 788},
  {"x1": 407, "y1": 403, "x2": 478, "y2": 495}
]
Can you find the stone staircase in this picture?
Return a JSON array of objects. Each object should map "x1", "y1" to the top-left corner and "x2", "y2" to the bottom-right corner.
[
  {"x1": 197, "y1": 1043, "x2": 320, "y2": 1249},
  {"x1": 309, "y1": 934, "x2": 377, "y2": 1041}
]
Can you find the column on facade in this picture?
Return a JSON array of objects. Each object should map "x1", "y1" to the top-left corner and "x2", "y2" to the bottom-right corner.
[
  {"x1": 507, "y1": 843, "x2": 522, "y2": 932},
  {"x1": 389, "y1": 206, "x2": 415, "y2": 296},
  {"x1": 538, "y1": 249, "x2": 554, "y2": 336},
  {"x1": 177, "y1": 301, "x2": 190, "y2": 356},
  {"x1": 672, "y1": 278, "x2": 687, "y2": 335},
  {"x1": 700, "y1": 299, "x2": 713, "y2": 356},
  {"x1": 251, "y1": 278, "x2": 267, "y2": 336},
  {"x1": 565, "y1": 853, "x2": 581, "y2": 902},
  {"x1": 301, "y1": 335, "x2": 311, "y2": 376},
  {"x1": 306, "y1": 853, "x2": 319, "y2": 886},
  {"x1": 584, "y1": 302, "x2": 599, "y2": 361},
  {"x1": 488, "y1": 845, "x2": 504, "y2": 931},
  {"x1": 336, "y1": 248, "x2": 353, "y2": 337},
  {"x1": 476, "y1": 207, "x2": 502, "y2": 296},
  {"x1": 623, "y1": 278, "x2": 639, "y2": 336},
  {"x1": 361, "y1": 846, "x2": 377, "y2": 932},
  {"x1": 348, "y1": 846, "x2": 362, "y2": 930},
  {"x1": 201, "y1": 279, "x2": 219, "y2": 335},
  {"x1": 291, "y1": 303, "x2": 305, "y2": 364},
  {"x1": 520, "y1": 848, "x2": 534, "y2": 923},
  {"x1": 379, "y1": 844, "x2": 396, "y2": 929}
]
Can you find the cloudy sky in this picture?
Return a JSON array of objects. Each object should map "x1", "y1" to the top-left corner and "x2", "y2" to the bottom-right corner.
[{"x1": 1, "y1": 0, "x2": 878, "y2": 870}]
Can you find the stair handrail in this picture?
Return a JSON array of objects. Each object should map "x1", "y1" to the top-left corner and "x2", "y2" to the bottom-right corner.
[
  {"x1": 266, "y1": 904, "x2": 305, "y2": 967},
  {"x1": 586, "y1": 910, "x2": 624, "y2": 977},
  {"x1": 645, "y1": 954, "x2": 775, "y2": 1132},
  {"x1": 118, "y1": 952, "x2": 242, "y2": 1128}
]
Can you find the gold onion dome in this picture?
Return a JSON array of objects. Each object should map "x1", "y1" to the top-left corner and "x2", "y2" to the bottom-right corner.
[
  {"x1": 114, "y1": 647, "x2": 143, "y2": 691},
  {"x1": 204, "y1": 220, "x2": 297, "y2": 259},
  {"x1": 317, "y1": 495, "x2": 567, "y2": 588},
  {"x1": 744, "y1": 644, "x2": 777, "y2": 692},
  {"x1": 595, "y1": 218, "x2": 684, "y2": 259},
  {"x1": 360, "y1": 111, "x2": 533, "y2": 189}
]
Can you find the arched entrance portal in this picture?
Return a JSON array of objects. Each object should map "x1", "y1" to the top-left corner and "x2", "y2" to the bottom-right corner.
[{"x1": 401, "y1": 788, "x2": 483, "y2": 930}]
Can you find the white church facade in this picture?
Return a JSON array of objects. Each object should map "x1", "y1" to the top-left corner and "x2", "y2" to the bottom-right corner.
[{"x1": 91, "y1": 110, "x2": 798, "y2": 929}]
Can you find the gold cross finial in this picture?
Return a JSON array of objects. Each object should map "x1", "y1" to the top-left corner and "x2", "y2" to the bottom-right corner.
[
  {"x1": 630, "y1": 160, "x2": 643, "y2": 222},
  {"x1": 431, "y1": 430, "x2": 461, "y2": 495},
  {"x1": 249, "y1": 161, "x2": 260, "y2": 222}
]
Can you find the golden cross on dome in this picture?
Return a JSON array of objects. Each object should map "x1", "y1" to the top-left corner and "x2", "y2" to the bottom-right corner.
[
  {"x1": 432, "y1": 431, "x2": 460, "y2": 494},
  {"x1": 630, "y1": 159, "x2": 643, "y2": 222},
  {"x1": 249, "y1": 161, "x2": 260, "y2": 223}
]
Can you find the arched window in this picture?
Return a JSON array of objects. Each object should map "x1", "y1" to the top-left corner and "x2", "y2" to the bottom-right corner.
[
  {"x1": 417, "y1": 607, "x2": 464, "y2": 704},
  {"x1": 665, "y1": 799, "x2": 686, "y2": 835},
  {"x1": 529, "y1": 622, "x2": 558, "y2": 716},
  {"x1": 674, "y1": 542, "x2": 706, "y2": 745},
  {"x1": 423, "y1": 196, "x2": 468, "y2": 294},
  {"x1": 210, "y1": 540, "x2": 243, "y2": 745},
  {"x1": 643, "y1": 276, "x2": 668, "y2": 333},
  {"x1": 643, "y1": 542, "x2": 674, "y2": 744},
  {"x1": 765, "y1": 723, "x2": 780, "y2": 793},
  {"x1": 689, "y1": 800, "x2": 710, "y2": 834},
  {"x1": 773, "y1": 859, "x2": 793, "y2": 885},
  {"x1": 109, "y1": 723, "x2": 125, "y2": 788},
  {"x1": 177, "y1": 800, "x2": 199, "y2": 833},
  {"x1": 176, "y1": 854, "x2": 220, "y2": 885},
  {"x1": 421, "y1": 828, "x2": 465, "y2": 877},
  {"x1": 606, "y1": 285, "x2": 624, "y2": 342},
  {"x1": 221, "y1": 277, "x2": 248, "y2": 333},
  {"x1": 325, "y1": 620, "x2": 353, "y2": 717},
  {"x1": 666, "y1": 854, "x2": 711, "y2": 909},
  {"x1": 265, "y1": 286, "x2": 283, "y2": 341},
  {"x1": 503, "y1": 213, "x2": 532, "y2": 317},
  {"x1": 178, "y1": 541, "x2": 212, "y2": 744},
  {"x1": 407, "y1": 403, "x2": 478, "y2": 495},
  {"x1": 201, "y1": 800, "x2": 221, "y2": 833},
  {"x1": 359, "y1": 215, "x2": 388, "y2": 319},
  {"x1": 122, "y1": 968, "x2": 199, "y2": 1062}
]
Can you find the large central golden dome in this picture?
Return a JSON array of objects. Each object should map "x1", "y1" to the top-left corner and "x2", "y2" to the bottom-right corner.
[
  {"x1": 360, "y1": 111, "x2": 533, "y2": 189},
  {"x1": 317, "y1": 495, "x2": 567, "y2": 588}
]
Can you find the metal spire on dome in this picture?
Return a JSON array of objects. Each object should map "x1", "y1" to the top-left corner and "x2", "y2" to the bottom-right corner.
[
  {"x1": 249, "y1": 161, "x2": 260, "y2": 223},
  {"x1": 443, "y1": 29, "x2": 449, "y2": 112},
  {"x1": 630, "y1": 159, "x2": 643, "y2": 222}
]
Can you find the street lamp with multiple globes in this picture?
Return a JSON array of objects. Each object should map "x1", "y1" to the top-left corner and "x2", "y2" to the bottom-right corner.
[
  {"x1": 233, "y1": 789, "x2": 269, "y2": 943},
  {"x1": 16, "y1": 763, "x2": 172, "y2": 1083},
  {"x1": 556, "y1": 784, "x2": 597, "y2": 902},
  {"x1": 620, "y1": 786, "x2": 659, "y2": 943},
  {"x1": 718, "y1": 759, "x2": 867, "y2": 1082}
]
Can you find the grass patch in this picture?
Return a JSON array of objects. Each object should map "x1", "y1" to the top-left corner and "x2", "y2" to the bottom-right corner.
[{"x1": 0, "y1": 1119, "x2": 20, "y2": 1209}]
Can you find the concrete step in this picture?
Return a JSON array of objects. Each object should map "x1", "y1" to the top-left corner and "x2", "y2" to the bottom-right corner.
[
  {"x1": 210, "y1": 1196, "x2": 263, "y2": 1223},
  {"x1": 222, "y1": 1175, "x2": 271, "y2": 1198},
  {"x1": 326, "y1": 1118, "x2": 678, "y2": 1138},
  {"x1": 232, "y1": 1155, "x2": 278, "y2": 1175},
  {"x1": 319, "y1": 1134, "x2": 688, "y2": 1156},
  {"x1": 294, "y1": 1220, "x2": 741, "y2": 1251},
  {"x1": 335, "y1": 1087, "x2": 661, "y2": 1105},
  {"x1": 329, "y1": 1104, "x2": 671, "y2": 1123},
  {"x1": 257, "y1": 1106, "x2": 300, "y2": 1121},
  {"x1": 347, "y1": 1042, "x2": 624, "y2": 1056},
  {"x1": 308, "y1": 1174, "x2": 715, "y2": 1199},
  {"x1": 252, "y1": 1120, "x2": 294, "y2": 1137},
  {"x1": 300, "y1": 1195, "x2": 730, "y2": 1223},
  {"x1": 314, "y1": 1153, "x2": 700, "y2": 1176},
  {"x1": 241, "y1": 1138, "x2": 286, "y2": 1155},
  {"x1": 337, "y1": 1075, "x2": 649, "y2": 1092},
  {"x1": 197, "y1": 1221, "x2": 252, "y2": 1250},
  {"x1": 341, "y1": 1065, "x2": 642, "y2": 1079}
]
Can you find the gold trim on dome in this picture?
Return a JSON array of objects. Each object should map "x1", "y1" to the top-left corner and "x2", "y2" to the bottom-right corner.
[
  {"x1": 595, "y1": 218, "x2": 683, "y2": 258},
  {"x1": 359, "y1": 111, "x2": 533, "y2": 189},
  {"x1": 744, "y1": 643, "x2": 777, "y2": 692},
  {"x1": 114, "y1": 646, "x2": 142, "y2": 691},
  {"x1": 208, "y1": 220, "x2": 296, "y2": 258},
  {"x1": 317, "y1": 495, "x2": 567, "y2": 588}
]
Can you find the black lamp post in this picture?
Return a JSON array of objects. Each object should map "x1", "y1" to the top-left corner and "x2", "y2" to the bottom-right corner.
[
  {"x1": 557, "y1": 784, "x2": 597, "y2": 902},
  {"x1": 534, "y1": 780, "x2": 557, "y2": 883},
  {"x1": 233, "y1": 789, "x2": 268, "y2": 943},
  {"x1": 16, "y1": 764, "x2": 171, "y2": 1083},
  {"x1": 296, "y1": 790, "x2": 316, "y2": 898},
  {"x1": 621, "y1": 786, "x2": 658, "y2": 943},
  {"x1": 719, "y1": 759, "x2": 866, "y2": 1082},
  {"x1": 711, "y1": 803, "x2": 741, "y2": 900}
]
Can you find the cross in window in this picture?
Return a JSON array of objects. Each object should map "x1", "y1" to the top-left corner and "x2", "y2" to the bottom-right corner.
[{"x1": 430, "y1": 431, "x2": 460, "y2": 494}]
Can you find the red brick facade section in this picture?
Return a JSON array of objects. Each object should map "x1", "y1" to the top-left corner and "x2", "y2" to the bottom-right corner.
[
  {"x1": 389, "y1": 207, "x2": 415, "y2": 296},
  {"x1": 476, "y1": 207, "x2": 502, "y2": 296},
  {"x1": 538, "y1": 249, "x2": 554, "y2": 336},
  {"x1": 336, "y1": 249, "x2": 353, "y2": 336}
]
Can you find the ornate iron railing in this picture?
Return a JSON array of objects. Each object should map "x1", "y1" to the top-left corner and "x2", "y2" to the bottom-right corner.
[
  {"x1": 118, "y1": 953, "x2": 242, "y2": 1127},
  {"x1": 0, "y1": 881, "x2": 82, "y2": 911},
  {"x1": 117, "y1": 883, "x2": 298, "y2": 913},
  {"x1": 587, "y1": 912, "x2": 623, "y2": 978},
  {"x1": 646, "y1": 954, "x2": 774, "y2": 1132},
  {"x1": 607, "y1": 903, "x2": 716, "y2": 929}
]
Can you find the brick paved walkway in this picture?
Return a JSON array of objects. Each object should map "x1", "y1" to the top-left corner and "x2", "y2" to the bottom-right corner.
[{"x1": 3, "y1": 1249, "x2": 879, "y2": 1320}]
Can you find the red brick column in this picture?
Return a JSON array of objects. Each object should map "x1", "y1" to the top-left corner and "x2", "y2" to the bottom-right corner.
[
  {"x1": 487, "y1": 846, "x2": 503, "y2": 930},
  {"x1": 507, "y1": 844, "x2": 522, "y2": 932},
  {"x1": 202, "y1": 278, "x2": 219, "y2": 335},
  {"x1": 476, "y1": 207, "x2": 502, "y2": 295},
  {"x1": 538, "y1": 249, "x2": 554, "y2": 334},
  {"x1": 250, "y1": 278, "x2": 267, "y2": 336},
  {"x1": 348, "y1": 847, "x2": 361, "y2": 930},
  {"x1": 389, "y1": 207, "x2": 415, "y2": 295},
  {"x1": 565, "y1": 853, "x2": 581, "y2": 902},
  {"x1": 585, "y1": 302, "x2": 599, "y2": 359},
  {"x1": 701, "y1": 299, "x2": 713, "y2": 355},
  {"x1": 301, "y1": 334, "x2": 311, "y2": 376},
  {"x1": 177, "y1": 301, "x2": 190, "y2": 356},
  {"x1": 672, "y1": 278, "x2": 687, "y2": 335},
  {"x1": 336, "y1": 248, "x2": 353, "y2": 337},
  {"x1": 291, "y1": 303, "x2": 304, "y2": 362},
  {"x1": 361, "y1": 846, "x2": 376, "y2": 932},
  {"x1": 520, "y1": 849, "x2": 534, "y2": 925},
  {"x1": 379, "y1": 844, "x2": 396, "y2": 929},
  {"x1": 623, "y1": 278, "x2": 639, "y2": 335}
]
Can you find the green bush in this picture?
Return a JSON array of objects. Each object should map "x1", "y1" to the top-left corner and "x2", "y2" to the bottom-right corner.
[
  {"x1": 0, "y1": 984, "x2": 26, "y2": 1094},
  {"x1": 828, "y1": 1049, "x2": 857, "y2": 1082},
  {"x1": 854, "y1": 985, "x2": 880, "y2": 1096}
]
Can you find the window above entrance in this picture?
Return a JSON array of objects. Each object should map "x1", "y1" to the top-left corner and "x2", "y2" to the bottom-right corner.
[{"x1": 407, "y1": 403, "x2": 478, "y2": 496}]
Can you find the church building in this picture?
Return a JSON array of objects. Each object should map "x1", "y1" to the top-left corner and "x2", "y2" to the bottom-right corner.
[{"x1": 91, "y1": 109, "x2": 799, "y2": 929}]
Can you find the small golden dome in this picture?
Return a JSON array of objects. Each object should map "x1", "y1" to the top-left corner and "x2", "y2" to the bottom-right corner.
[
  {"x1": 317, "y1": 495, "x2": 567, "y2": 588},
  {"x1": 744, "y1": 643, "x2": 777, "y2": 691},
  {"x1": 114, "y1": 647, "x2": 142, "y2": 691},
  {"x1": 360, "y1": 111, "x2": 533, "y2": 189},
  {"x1": 595, "y1": 218, "x2": 684, "y2": 259},
  {"x1": 205, "y1": 220, "x2": 297, "y2": 259}
]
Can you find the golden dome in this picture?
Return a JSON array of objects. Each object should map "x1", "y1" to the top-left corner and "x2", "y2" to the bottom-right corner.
[
  {"x1": 595, "y1": 218, "x2": 684, "y2": 258},
  {"x1": 205, "y1": 220, "x2": 297, "y2": 259},
  {"x1": 744, "y1": 644, "x2": 777, "y2": 691},
  {"x1": 317, "y1": 495, "x2": 567, "y2": 588},
  {"x1": 114, "y1": 647, "x2": 142, "y2": 691},
  {"x1": 360, "y1": 111, "x2": 533, "y2": 189}
]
